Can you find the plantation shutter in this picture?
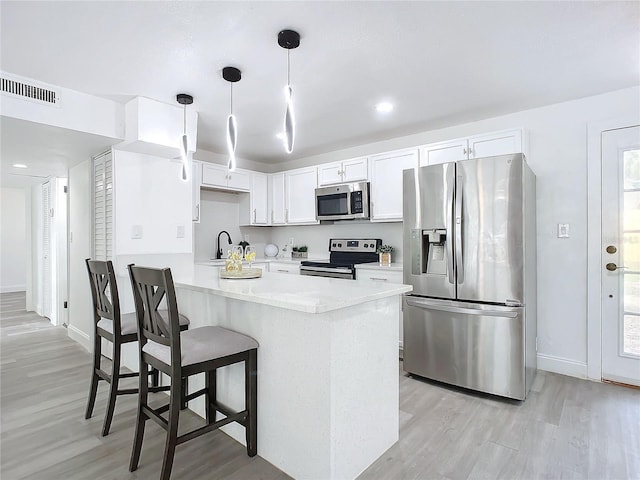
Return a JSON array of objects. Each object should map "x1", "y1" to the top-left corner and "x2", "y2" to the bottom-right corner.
[{"x1": 92, "y1": 151, "x2": 113, "y2": 261}]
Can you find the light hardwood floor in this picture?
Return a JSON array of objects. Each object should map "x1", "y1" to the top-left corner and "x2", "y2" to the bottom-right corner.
[{"x1": 2, "y1": 291, "x2": 639, "y2": 480}]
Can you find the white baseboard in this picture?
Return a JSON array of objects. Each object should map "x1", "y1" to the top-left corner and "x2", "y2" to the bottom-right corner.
[
  {"x1": 0, "y1": 284, "x2": 26, "y2": 293},
  {"x1": 67, "y1": 324, "x2": 91, "y2": 352},
  {"x1": 537, "y1": 353, "x2": 588, "y2": 379}
]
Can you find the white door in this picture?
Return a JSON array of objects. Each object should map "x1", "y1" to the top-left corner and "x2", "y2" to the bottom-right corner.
[
  {"x1": 602, "y1": 125, "x2": 640, "y2": 386},
  {"x1": 41, "y1": 181, "x2": 52, "y2": 320}
]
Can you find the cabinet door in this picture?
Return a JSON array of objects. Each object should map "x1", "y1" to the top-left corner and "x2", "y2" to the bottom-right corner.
[
  {"x1": 420, "y1": 138, "x2": 468, "y2": 166},
  {"x1": 286, "y1": 167, "x2": 318, "y2": 224},
  {"x1": 201, "y1": 163, "x2": 228, "y2": 187},
  {"x1": 192, "y1": 161, "x2": 202, "y2": 222},
  {"x1": 227, "y1": 169, "x2": 250, "y2": 191},
  {"x1": 369, "y1": 149, "x2": 418, "y2": 222},
  {"x1": 468, "y1": 129, "x2": 522, "y2": 159},
  {"x1": 270, "y1": 173, "x2": 286, "y2": 225},
  {"x1": 250, "y1": 172, "x2": 269, "y2": 225},
  {"x1": 317, "y1": 161, "x2": 343, "y2": 186},
  {"x1": 341, "y1": 157, "x2": 368, "y2": 183}
]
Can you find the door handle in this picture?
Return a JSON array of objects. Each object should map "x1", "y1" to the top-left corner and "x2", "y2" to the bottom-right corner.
[
  {"x1": 446, "y1": 167, "x2": 455, "y2": 284},
  {"x1": 455, "y1": 173, "x2": 464, "y2": 284},
  {"x1": 606, "y1": 263, "x2": 627, "y2": 272}
]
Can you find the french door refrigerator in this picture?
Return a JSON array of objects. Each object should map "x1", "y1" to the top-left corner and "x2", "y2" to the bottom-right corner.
[{"x1": 402, "y1": 153, "x2": 537, "y2": 400}]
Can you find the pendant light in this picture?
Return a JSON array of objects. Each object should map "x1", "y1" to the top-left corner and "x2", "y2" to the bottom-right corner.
[
  {"x1": 176, "y1": 93, "x2": 193, "y2": 182},
  {"x1": 223, "y1": 66, "x2": 241, "y2": 172},
  {"x1": 278, "y1": 29, "x2": 300, "y2": 154}
]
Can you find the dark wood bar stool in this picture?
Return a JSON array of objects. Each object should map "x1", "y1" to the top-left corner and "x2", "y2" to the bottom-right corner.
[
  {"x1": 84, "y1": 259, "x2": 190, "y2": 436},
  {"x1": 127, "y1": 264, "x2": 258, "y2": 480}
]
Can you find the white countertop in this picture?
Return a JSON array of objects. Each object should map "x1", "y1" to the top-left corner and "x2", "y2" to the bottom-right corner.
[
  {"x1": 355, "y1": 262, "x2": 404, "y2": 272},
  {"x1": 174, "y1": 265, "x2": 411, "y2": 314},
  {"x1": 195, "y1": 256, "x2": 328, "y2": 267}
]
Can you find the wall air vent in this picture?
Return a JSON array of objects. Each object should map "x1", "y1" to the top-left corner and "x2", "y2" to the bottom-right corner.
[{"x1": 1, "y1": 76, "x2": 58, "y2": 105}]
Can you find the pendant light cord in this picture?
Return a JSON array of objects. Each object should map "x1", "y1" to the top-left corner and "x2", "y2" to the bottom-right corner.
[
  {"x1": 287, "y1": 49, "x2": 291, "y2": 86},
  {"x1": 230, "y1": 82, "x2": 233, "y2": 115},
  {"x1": 183, "y1": 104, "x2": 186, "y2": 135}
]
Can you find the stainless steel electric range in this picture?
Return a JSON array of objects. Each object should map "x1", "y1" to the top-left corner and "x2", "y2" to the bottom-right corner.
[{"x1": 299, "y1": 238, "x2": 382, "y2": 279}]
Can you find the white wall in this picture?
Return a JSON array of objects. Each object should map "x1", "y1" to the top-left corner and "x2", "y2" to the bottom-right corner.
[
  {"x1": 194, "y1": 189, "x2": 271, "y2": 262},
  {"x1": 272, "y1": 86, "x2": 640, "y2": 378},
  {"x1": 0, "y1": 188, "x2": 27, "y2": 292},
  {"x1": 67, "y1": 160, "x2": 93, "y2": 350},
  {"x1": 113, "y1": 150, "x2": 193, "y2": 256}
]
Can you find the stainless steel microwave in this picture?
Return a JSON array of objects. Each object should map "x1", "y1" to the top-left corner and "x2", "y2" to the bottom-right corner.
[{"x1": 315, "y1": 181, "x2": 370, "y2": 221}]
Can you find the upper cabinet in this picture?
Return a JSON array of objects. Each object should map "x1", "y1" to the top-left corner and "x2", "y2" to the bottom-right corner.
[
  {"x1": 285, "y1": 167, "x2": 319, "y2": 224},
  {"x1": 420, "y1": 128, "x2": 523, "y2": 166},
  {"x1": 317, "y1": 157, "x2": 368, "y2": 186},
  {"x1": 202, "y1": 163, "x2": 250, "y2": 191},
  {"x1": 270, "y1": 173, "x2": 286, "y2": 225},
  {"x1": 368, "y1": 148, "x2": 419, "y2": 222},
  {"x1": 192, "y1": 160, "x2": 202, "y2": 223},
  {"x1": 239, "y1": 172, "x2": 269, "y2": 226}
]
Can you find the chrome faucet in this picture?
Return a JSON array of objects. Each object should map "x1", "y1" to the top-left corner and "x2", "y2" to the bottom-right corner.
[{"x1": 216, "y1": 231, "x2": 232, "y2": 259}]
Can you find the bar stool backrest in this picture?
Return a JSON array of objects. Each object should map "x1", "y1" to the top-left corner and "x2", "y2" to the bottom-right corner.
[
  {"x1": 127, "y1": 264, "x2": 182, "y2": 367},
  {"x1": 86, "y1": 259, "x2": 121, "y2": 335}
]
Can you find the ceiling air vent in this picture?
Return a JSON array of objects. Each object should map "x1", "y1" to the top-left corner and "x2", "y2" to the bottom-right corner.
[{"x1": 1, "y1": 76, "x2": 58, "y2": 105}]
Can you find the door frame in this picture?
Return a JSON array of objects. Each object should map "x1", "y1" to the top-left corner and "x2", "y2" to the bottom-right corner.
[{"x1": 587, "y1": 115, "x2": 640, "y2": 381}]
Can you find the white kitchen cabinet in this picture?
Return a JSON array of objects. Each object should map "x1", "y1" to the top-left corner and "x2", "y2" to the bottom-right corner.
[
  {"x1": 317, "y1": 157, "x2": 368, "y2": 186},
  {"x1": 268, "y1": 261, "x2": 299, "y2": 274},
  {"x1": 202, "y1": 163, "x2": 250, "y2": 191},
  {"x1": 270, "y1": 172, "x2": 286, "y2": 225},
  {"x1": 192, "y1": 160, "x2": 202, "y2": 222},
  {"x1": 285, "y1": 166, "x2": 318, "y2": 224},
  {"x1": 240, "y1": 172, "x2": 269, "y2": 226},
  {"x1": 420, "y1": 128, "x2": 523, "y2": 166},
  {"x1": 368, "y1": 148, "x2": 418, "y2": 222}
]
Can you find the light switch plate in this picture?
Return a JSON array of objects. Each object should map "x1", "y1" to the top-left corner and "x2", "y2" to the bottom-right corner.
[
  {"x1": 132, "y1": 225, "x2": 143, "y2": 239},
  {"x1": 558, "y1": 223, "x2": 570, "y2": 238}
]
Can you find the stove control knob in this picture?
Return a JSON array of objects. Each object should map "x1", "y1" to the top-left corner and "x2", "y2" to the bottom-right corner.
[
  {"x1": 364, "y1": 243, "x2": 368, "y2": 248},
  {"x1": 338, "y1": 243, "x2": 342, "y2": 247},
  {"x1": 332, "y1": 243, "x2": 336, "y2": 247}
]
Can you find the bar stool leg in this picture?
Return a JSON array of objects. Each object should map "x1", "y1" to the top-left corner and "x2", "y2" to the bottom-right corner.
[
  {"x1": 84, "y1": 333, "x2": 102, "y2": 420},
  {"x1": 130, "y1": 357, "x2": 149, "y2": 472},
  {"x1": 205, "y1": 369, "x2": 217, "y2": 424},
  {"x1": 160, "y1": 368, "x2": 182, "y2": 480},
  {"x1": 245, "y1": 349, "x2": 258, "y2": 457},
  {"x1": 102, "y1": 340, "x2": 121, "y2": 436}
]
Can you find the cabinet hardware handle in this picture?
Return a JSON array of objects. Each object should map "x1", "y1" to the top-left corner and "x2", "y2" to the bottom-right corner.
[
  {"x1": 285, "y1": 208, "x2": 289, "y2": 223},
  {"x1": 196, "y1": 204, "x2": 200, "y2": 221},
  {"x1": 277, "y1": 269, "x2": 288, "y2": 273},
  {"x1": 253, "y1": 209, "x2": 257, "y2": 223},
  {"x1": 463, "y1": 148, "x2": 467, "y2": 155},
  {"x1": 369, "y1": 277, "x2": 388, "y2": 281},
  {"x1": 271, "y1": 210, "x2": 274, "y2": 223},
  {"x1": 468, "y1": 148, "x2": 473, "y2": 156}
]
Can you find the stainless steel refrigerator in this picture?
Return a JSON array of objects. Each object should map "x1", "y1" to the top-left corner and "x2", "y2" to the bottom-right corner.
[{"x1": 402, "y1": 153, "x2": 537, "y2": 400}]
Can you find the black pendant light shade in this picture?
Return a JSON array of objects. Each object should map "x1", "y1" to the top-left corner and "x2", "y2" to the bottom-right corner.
[
  {"x1": 176, "y1": 93, "x2": 193, "y2": 182},
  {"x1": 278, "y1": 29, "x2": 300, "y2": 154},
  {"x1": 223, "y1": 67, "x2": 241, "y2": 172}
]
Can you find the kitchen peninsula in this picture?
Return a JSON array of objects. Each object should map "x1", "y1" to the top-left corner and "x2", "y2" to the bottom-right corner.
[{"x1": 172, "y1": 265, "x2": 412, "y2": 480}]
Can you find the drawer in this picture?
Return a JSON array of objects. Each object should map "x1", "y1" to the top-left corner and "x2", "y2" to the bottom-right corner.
[
  {"x1": 356, "y1": 269, "x2": 403, "y2": 283},
  {"x1": 269, "y1": 262, "x2": 300, "y2": 275}
]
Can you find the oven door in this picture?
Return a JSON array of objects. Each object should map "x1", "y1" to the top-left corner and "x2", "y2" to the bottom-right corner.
[
  {"x1": 316, "y1": 190, "x2": 351, "y2": 220},
  {"x1": 300, "y1": 265, "x2": 355, "y2": 279}
]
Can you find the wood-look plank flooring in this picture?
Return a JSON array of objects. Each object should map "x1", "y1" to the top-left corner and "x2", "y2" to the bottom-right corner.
[{"x1": 2, "y1": 291, "x2": 639, "y2": 480}]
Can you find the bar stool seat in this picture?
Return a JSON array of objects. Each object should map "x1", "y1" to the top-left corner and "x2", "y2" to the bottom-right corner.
[
  {"x1": 143, "y1": 326, "x2": 258, "y2": 366},
  {"x1": 98, "y1": 311, "x2": 190, "y2": 336}
]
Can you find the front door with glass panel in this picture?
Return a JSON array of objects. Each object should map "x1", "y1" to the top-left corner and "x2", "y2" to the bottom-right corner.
[{"x1": 602, "y1": 125, "x2": 640, "y2": 386}]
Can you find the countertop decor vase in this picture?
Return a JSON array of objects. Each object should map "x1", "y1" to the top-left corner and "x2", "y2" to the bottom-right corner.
[{"x1": 380, "y1": 252, "x2": 391, "y2": 266}]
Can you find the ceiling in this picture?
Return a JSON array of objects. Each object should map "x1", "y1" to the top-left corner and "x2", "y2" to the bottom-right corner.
[{"x1": 1, "y1": 1, "x2": 639, "y2": 187}]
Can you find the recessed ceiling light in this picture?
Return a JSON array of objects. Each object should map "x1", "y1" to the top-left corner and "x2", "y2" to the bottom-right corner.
[
  {"x1": 12, "y1": 164, "x2": 28, "y2": 168},
  {"x1": 375, "y1": 102, "x2": 394, "y2": 113}
]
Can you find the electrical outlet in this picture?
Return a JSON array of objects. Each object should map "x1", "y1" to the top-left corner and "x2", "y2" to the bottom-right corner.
[
  {"x1": 289, "y1": 237, "x2": 295, "y2": 245},
  {"x1": 557, "y1": 223, "x2": 570, "y2": 238},
  {"x1": 131, "y1": 225, "x2": 143, "y2": 239},
  {"x1": 176, "y1": 225, "x2": 185, "y2": 238}
]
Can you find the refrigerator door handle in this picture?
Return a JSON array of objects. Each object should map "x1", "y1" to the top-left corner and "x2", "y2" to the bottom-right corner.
[
  {"x1": 405, "y1": 298, "x2": 518, "y2": 318},
  {"x1": 455, "y1": 174, "x2": 464, "y2": 283},
  {"x1": 446, "y1": 168, "x2": 455, "y2": 284}
]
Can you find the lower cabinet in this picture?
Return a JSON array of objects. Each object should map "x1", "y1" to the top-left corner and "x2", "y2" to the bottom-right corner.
[
  {"x1": 268, "y1": 261, "x2": 300, "y2": 274},
  {"x1": 355, "y1": 267, "x2": 404, "y2": 353}
]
